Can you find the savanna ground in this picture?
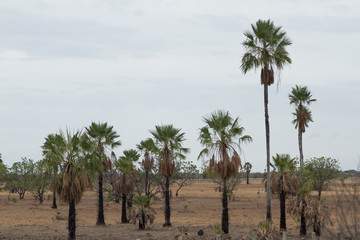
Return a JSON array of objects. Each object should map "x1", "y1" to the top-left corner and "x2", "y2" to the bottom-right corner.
[{"x1": 0, "y1": 178, "x2": 357, "y2": 240}]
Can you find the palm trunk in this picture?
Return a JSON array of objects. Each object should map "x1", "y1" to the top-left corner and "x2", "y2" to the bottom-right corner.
[
  {"x1": 298, "y1": 126, "x2": 306, "y2": 235},
  {"x1": 96, "y1": 175, "x2": 105, "y2": 225},
  {"x1": 246, "y1": 172, "x2": 249, "y2": 184},
  {"x1": 300, "y1": 203, "x2": 306, "y2": 236},
  {"x1": 52, "y1": 190, "x2": 57, "y2": 209},
  {"x1": 264, "y1": 82, "x2": 272, "y2": 222},
  {"x1": 145, "y1": 170, "x2": 149, "y2": 196},
  {"x1": 222, "y1": 178, "x2": 229, "y2": 234},
  {"x1": 127, "y1": 193, "x2": 133, "y2": 208},
  {"x1": 121, "y1": 194, "x2": 128, "y2": 223},
  {"x1": 280, "y1": 189, "x2": 286, "y2": 230},
  {"x1": 163, "y1": 176, "x2": 171, "y2": 227},
  {"x1": 139, "y1": 211, "x2": 146, "y2": 230},
  {"x1": 68, "y1": 200, "x2": 76, "y2": 240}
]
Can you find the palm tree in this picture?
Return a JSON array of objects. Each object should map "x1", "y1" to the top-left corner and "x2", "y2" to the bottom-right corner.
[
  {"x1": 137, "y1": 138, "x2": 156, "y2": 197},
  {"x1": 85, "y1": 122, "x2": 121, "y2": 225},
  {"x1": 241, "y1": 19, "x2": 292, "y2": 222},
  {"x1": 129, "y1": 195, "x2": 156, "y2": 230},
  {"x1": 150, "y1": 124, "x2": 189, "y2": 227},
  {"x1": 42, "y1": 133, "x2": 66, "y2": 209},
  {"x1": 267, "y1": 154, "x2": 300, "y2": 231},
  {"x1": 198, "y1": 110, "x2": 252, "y2": 234},
  {"x1": 289, "y1": 85, "x2": 316, "y2": 235},
  {"x1": 55, "y1": 130, "x2": 97, "y2": 240},
  {"x1": 115, "y1": 149, "x2": 140, "y2": 223},
  {"x1": 244, "y1": 162, "x2": 252, "y2": 184}
]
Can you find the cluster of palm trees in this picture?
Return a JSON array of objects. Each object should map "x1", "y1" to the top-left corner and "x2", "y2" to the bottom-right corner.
[
  {"x1": 39, "y1": 18, "x2": 320, "y2": 239},
  {"x1": 41, "y1": 122, "x2": 191, "y2": 239},
  {"x1": 241, "y1": 19, "x2": 317, "y2": 236}
]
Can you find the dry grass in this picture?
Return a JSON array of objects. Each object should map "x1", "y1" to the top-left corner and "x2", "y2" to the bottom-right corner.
[{"x1": 0, "y1": 178, "x2": 358, "y2": 239}]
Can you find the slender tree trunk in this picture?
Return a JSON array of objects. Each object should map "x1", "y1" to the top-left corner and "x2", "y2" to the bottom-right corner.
[
  {"x1": 318, "y1": 189, "x2": 322, "y2": 201},
  {"x1": 163, "y1": 176, "x2": 172, "y2": 227},
  {"x1": 68, "y1": 200, "x2": 76, "y2": 240},
  {"x1": 298, "y1": 126, "x2": 304, "y2": 182},
  {"x1": 298, "y1": 127, "x2": 306, "y2": 236},
  {"x1": 280, "y1": 189, "x2": 286, "y2": 230},
  {"x1": 145, "y1": 170, "x2": 149, "y2": 197},
  {"x1": 300, "y1": 203, "x2": 306, "y2": 236},
  {"x1": 264, "y1": 82, "x2": 272, "y2": 222},
  {"x1": 52, "y1": 190, "x2": 57, "y2": 209},
  {"x1": 96, "y1": 175, "x2": 105, "y2": 225},
  {"x1": 139, "y1": 211, "x2": 146, "y2": 230},
  {"x1": 246, "y1": 172, "x2": 249, "y2": 184},
  {"x1": 121, "y1": 194, "x2": 128, "y2": 223},
  {"x1": 222, "y1": 178, "x2": 229, "y2": 234}
]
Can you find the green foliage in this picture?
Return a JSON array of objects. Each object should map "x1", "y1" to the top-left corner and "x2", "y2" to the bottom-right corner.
[
  {"x1": 6, "y1": 157, "x2": 35, "y2": 199},
  {"x1": 304, "y1": 157, "x2": 341, "y2": 198},
  {"x1": 150, "y1": 124, "x2": 189, "y2": 178},
  {"x1": 0, "y1": 154, "x2": 7, "y2": 182},
  {"x1": 178, "y1": 226, "x2": 187, "y2": 236},
  {"x1": 289, "y1": 85, "x2": 316, "y2": 133},
  {"x1": 210, "y1": 225, "x2": 222, "y2": 235},
  {"x1": 129, "y1": 195, "x2": 157, "y2": 228},
  {"x1": 30, "y1": 160, "x2": 51, "y2": 204},
  {"x1": 198, "y1": 110, "x2": 252, "y2": 180},
  {"x1": 173, "y1": 160, "x2": 198, "y2": 196},
  {"x1": 257, "y1": 220, "x2": 279, "y2": 239},
  {"x1": 241, "y1": 19, "x2": 292, "y2": 78}
]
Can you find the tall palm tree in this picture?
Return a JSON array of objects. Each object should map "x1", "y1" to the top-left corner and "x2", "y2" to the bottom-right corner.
[
  {"x1": 85, "y1": 122, "x2": 121, "y2": 225},
  {"x1": 42, "y1": 133, "x2": 66, "y2": 209},
  {"x1": 267, "y1": 154, "x2": 300, "y2": 231},
  {"x1": 241, "y1": 19, "x2": 292, "y2": 222},
  {"x1": 115, "y1": 149, "x2": 140, "y2": 223},
  {"x1": 150, "y1": 124, "x2": 189, "y2": 227},
  {"x1": 55, "y1": 130, "x2": 98, "y2": 240},
  {"x1": 289, "y1": 85, "x2": 316, "y2": 235},
  {"x1": 244, "y1": 162, "x2": 252, "y2": 184},
  {"x1": 198, "y1": 110, "x2": 252, "y2": 234}
]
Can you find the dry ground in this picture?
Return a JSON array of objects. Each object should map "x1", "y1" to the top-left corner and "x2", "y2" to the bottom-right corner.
[{"x1": 0, "y1": 178, "x2": 355, "y2": 240}]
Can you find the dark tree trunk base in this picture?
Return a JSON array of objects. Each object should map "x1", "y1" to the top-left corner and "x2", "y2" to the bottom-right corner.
[
  {"x1": 280, "y1": 190, "x2": 286, "y2": 230},
  {"x1": 163, "y1": 177, "x2": 172, "y2": 227},
  {"x1": 68, "y1": 200, "x2": 76, "y2": 240},
  {"x1": 121, "y1": 194, "x2": 128, "y2": 223},
  {"x1": 96, "y1": 175, "x2": 105, "y2": 225},
  {"x1": 222, "y1": 179, "x2": 229, "y2": 234},
  {"x1": 300, "y1": 203, "x2": 306, "y2": 236},
  {"x1": 51, "y1": 191, "x2": 57, "y2": 209}
]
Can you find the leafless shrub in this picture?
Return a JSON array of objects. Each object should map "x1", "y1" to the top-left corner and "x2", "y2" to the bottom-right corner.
[{"x1": 323, "y1": 177, "x2": 360, "y2": 239}]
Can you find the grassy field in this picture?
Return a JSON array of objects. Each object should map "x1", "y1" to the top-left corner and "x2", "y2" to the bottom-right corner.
[{"x1": 0, "y1": 178, "x2": 357, "y2": 239}]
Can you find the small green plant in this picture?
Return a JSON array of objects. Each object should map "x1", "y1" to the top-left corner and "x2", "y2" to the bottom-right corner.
[
  {"x1": 11, "y1": 197, "x2": 17, "y2": 203},
  {"x1": 183, "y1": 204, "x2": 188, "y2": 212},
  {"x1": 178, "y1": 226, "x2": 187, "y2": 236},
  {"x1": 256, "y1": 220, "x2": 279, "y2": 240},
  {"x1": 210, "y1": 224, "x2": 222, "y2": 235},
  {"x1": 47, "y1": 194, "x2": 52, "y2": 201},
  {"x1": 56, "y1": 211, "x2": 60, "y2": 216},
  {"x1": 107, "y1": 194, "x2": 114, "y2": 201}
]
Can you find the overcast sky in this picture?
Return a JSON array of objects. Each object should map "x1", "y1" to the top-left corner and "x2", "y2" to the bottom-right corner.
[{"x1": 0, "y1": 0, "x2": 359, "y2": 172}]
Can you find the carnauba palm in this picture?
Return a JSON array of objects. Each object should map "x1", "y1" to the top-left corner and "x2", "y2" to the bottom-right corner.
[
  {"x1": 198, "y1": 110, "x2": 252, "y2": 234},
  {"x1": 241, "y1": 19, "x2": 292, "y2": 222}
]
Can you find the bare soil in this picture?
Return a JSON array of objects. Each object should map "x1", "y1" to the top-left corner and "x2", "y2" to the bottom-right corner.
[{"x1": 0, "y1": 179, "x2": 350, "y2": 239}]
